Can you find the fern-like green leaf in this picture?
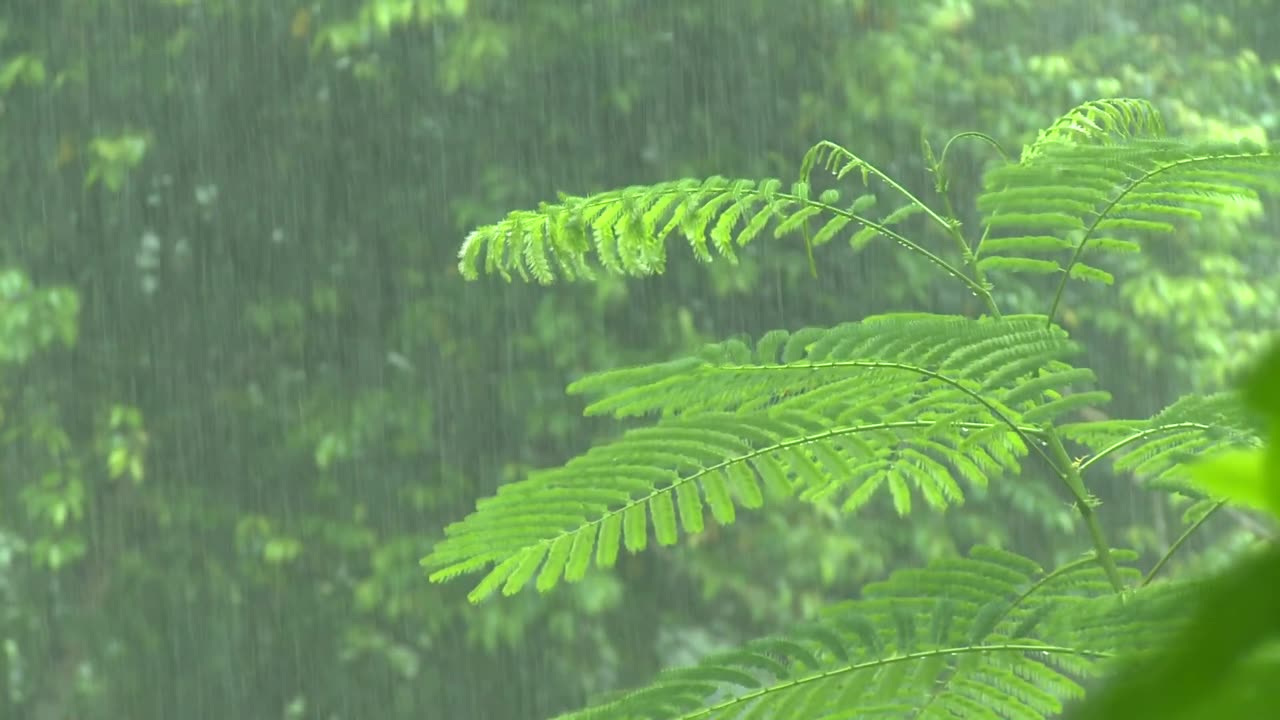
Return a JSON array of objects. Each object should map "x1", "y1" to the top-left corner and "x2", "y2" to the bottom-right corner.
[
  {"x1": 979, "y1": 134, "x2": 1280, "y2": 323},
  {"x1": 550, "y1": 547, "x2": 1183, "y2": 720},
  {"x1": 971, "y1": 99, "x2": 1280, "y2": 323},
  {"x1": 1019, "y1": 99, "x2": 1166, "y2": 161},
  {"x1": 458, "y1": 171, "x2": 968, "y2": 287},
  {"x1": 1061, "y1": 393, "x2": 1260, "y2": 492},
  {"x1": 423, "y1": 314, "x2": 1114, "y2": 602}
]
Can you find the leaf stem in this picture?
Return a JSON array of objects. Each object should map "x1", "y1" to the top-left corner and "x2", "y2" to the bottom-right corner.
[
  {"x1": 802, "y1": 140, "x2": 1001, "y2": 317},
  {"x1": 1044, "y1": 430, "x2": 1125, "y2": 592},
  {"x1": 928, "y1": 131, "x2": 1010, "y2": 320},
  {"x1": 673, "y1": 643, "x2": 1112, "y2": 720},
  {"x1": 1142, "y1": 500, "x2": 1225, "y2": 587}
]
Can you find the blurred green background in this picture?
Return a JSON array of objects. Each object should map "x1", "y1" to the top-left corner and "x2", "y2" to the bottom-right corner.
[{"x1": 1, "y1": 1, "x2": 1277, "y2": 717}]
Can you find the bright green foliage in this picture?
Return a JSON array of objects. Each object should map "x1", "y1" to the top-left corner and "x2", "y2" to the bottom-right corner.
[
  {"x1": 1018, "y1": 98, "x2": 1168, "y2": 158},
  {"x1": 458, "y1": 176, "x2": 828, "y2": 283},
  {"x1": 431, "y1": 96, "x2": 1280, "y2": 718},
  {"x1": 425, "y1": 313, "x2": 1108, "y2": 602},
  {"x1": 569, "y1": 313, "x2": 1091, "y2": 419},
  {"x1": 1060, "y1": 393, "x2": 1260, "y2": 491},
  {"x1": 982, "y1": 144, "x2": 1280, "y2": 324},
  {"x1": 458, "y1": 99, "x2": 1280, "y2": 332}
]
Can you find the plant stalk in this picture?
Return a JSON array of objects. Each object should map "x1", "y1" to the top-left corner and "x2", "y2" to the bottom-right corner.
[{"x1": 1044, "y1": 429, "x2": 1126, "y2": 592}]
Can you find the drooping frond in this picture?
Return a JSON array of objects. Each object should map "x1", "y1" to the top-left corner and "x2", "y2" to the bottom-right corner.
[
  {"x1": 1059, "y1": 392, "x2": 1261, "y2": 492},
  {"x1": 456, "y1": 174, "x2": 984, "y2": 293},
  {"x1": 551, "y1": 547, "x2": 1180, "y2": 720},
  {"x1": 977, "y1": 133, "x2": 1280, "y2": 322},
  {"x1": 423, "y1": 314, "x2": 1110, "y2": 603},
  {"x1": 457, "y1": 176, "x2": 761, "y2": 282}
]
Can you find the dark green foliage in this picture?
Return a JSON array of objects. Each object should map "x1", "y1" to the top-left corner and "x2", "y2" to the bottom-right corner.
[
  {"x1": 552, "y1": 547, "x2": 1189, "y2": 720},
  {"x1": 10, "y1": 4, "x2": 1280, "y2": 718},
  {"x1": 1065, "y1": 343, "x2": 1280, "y2": 720},
  {"x1": 1066, "y1": 543, "x2": 1280, "y2": 720}
]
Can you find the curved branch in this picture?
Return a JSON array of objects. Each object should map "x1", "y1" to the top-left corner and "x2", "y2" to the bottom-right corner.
[{"x1": 1142, "y1": 501, "x2": 1226, "y2": 587}]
